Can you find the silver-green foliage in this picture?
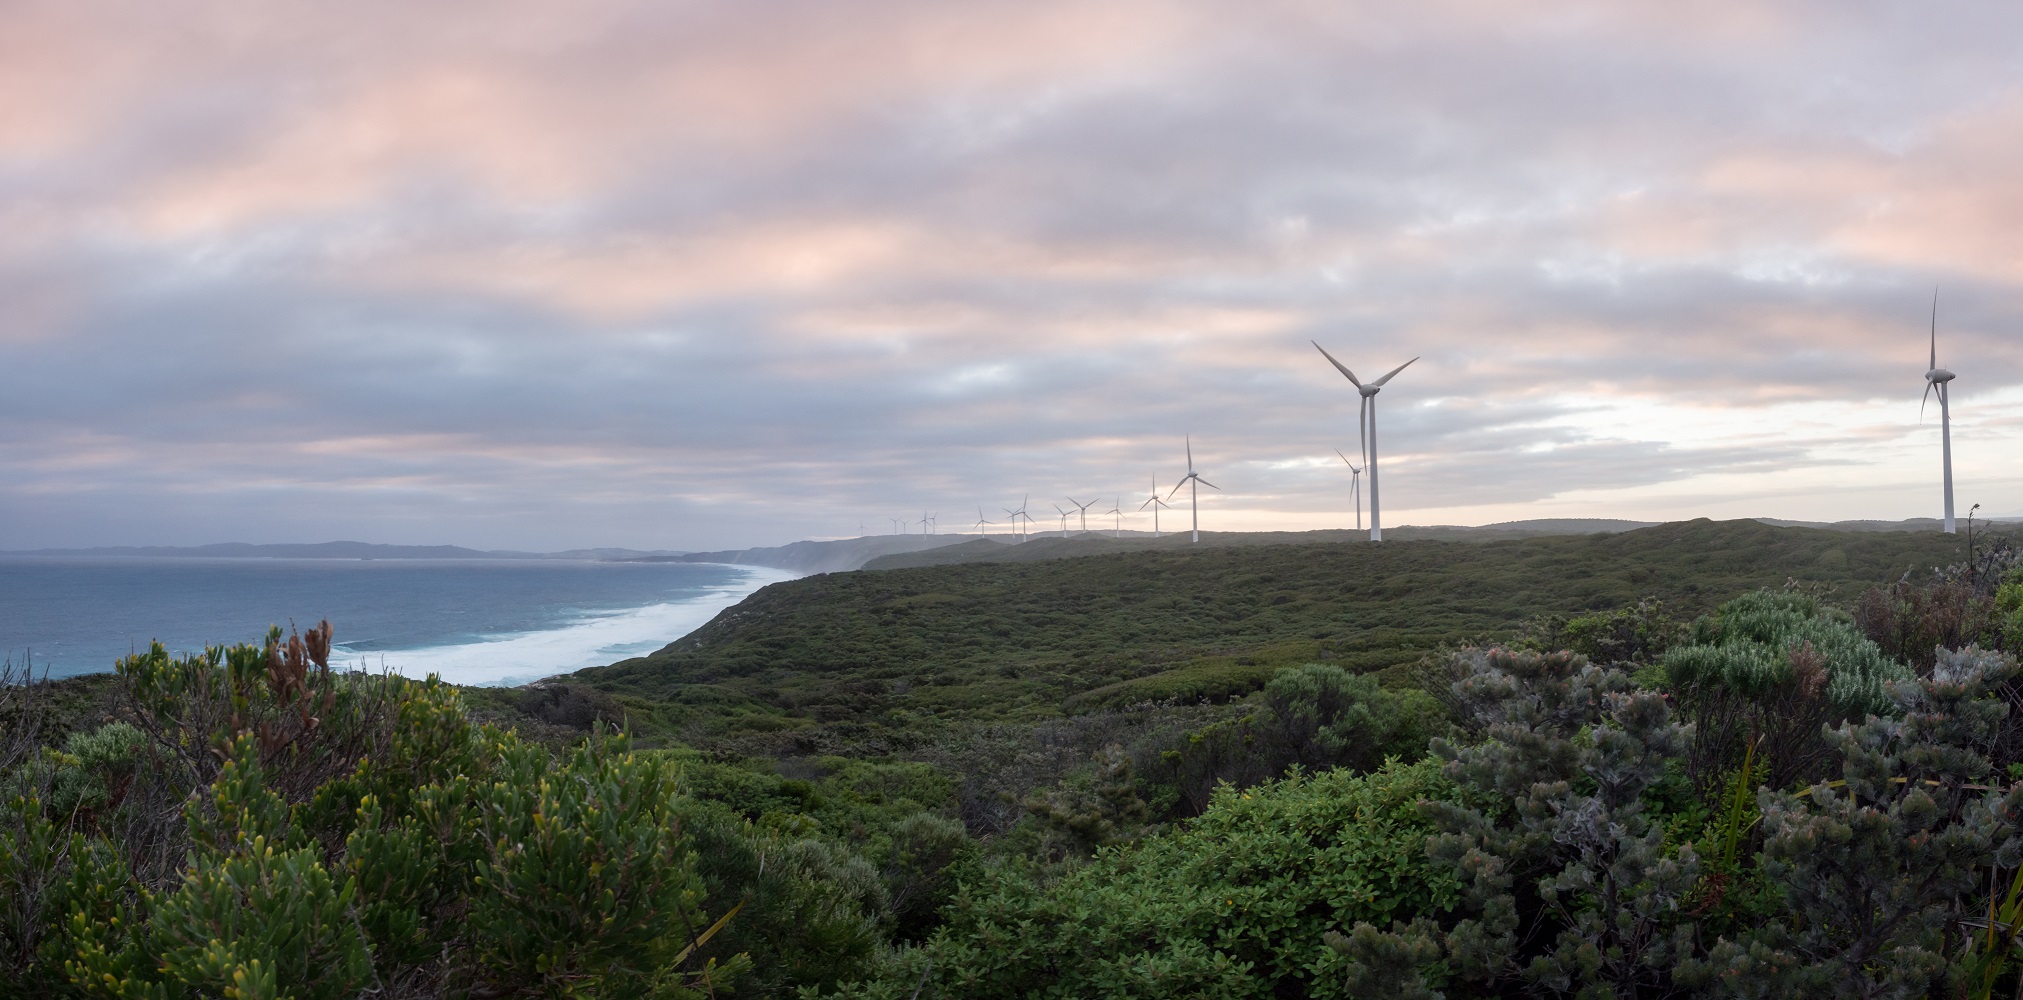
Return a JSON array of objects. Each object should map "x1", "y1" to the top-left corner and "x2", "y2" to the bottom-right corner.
[
  {"x1": 1662, "y1": 590, "x2": 1909, "y2": 718},
  {"x1": 1681, "y1": 646, "x2": 2023, "y2": 999}
]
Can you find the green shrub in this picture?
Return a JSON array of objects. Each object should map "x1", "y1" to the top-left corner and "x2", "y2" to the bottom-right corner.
[
  {"x1": 1260, "y1": 662, "x2": 1446, "y2": 774},
  {"x1": 824, "y1": 758, "x2": 1459, "y2": 998},
  {"x1": 1664, "y1": 589, "x2": 1909, "y2": 718}
]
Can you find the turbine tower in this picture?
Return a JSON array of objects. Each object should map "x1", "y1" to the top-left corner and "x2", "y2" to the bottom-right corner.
[
  {"x1": 1923, "y1": 291, "x2": 1959, "y2": 534},
  {"x1": 1139, "y1": 476, "x2": 1171, "y2": 537},
  {"x1": 1334, "y1": 448, "x2": 1364, "y2": 532},
  {"x1": 1313, "y1": 341, "x2": 1417, "y2": 542},
  {"x1": 1167, "y1": 435, "x2": 1219, "y2": 543}
]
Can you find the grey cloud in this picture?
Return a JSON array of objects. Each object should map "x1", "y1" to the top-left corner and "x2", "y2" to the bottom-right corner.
[{"x1": 4, "y1": 0, "x2": 2023, "y2": 548}]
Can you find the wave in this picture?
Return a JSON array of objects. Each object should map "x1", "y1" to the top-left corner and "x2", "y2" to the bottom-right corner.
[{"x1": 334, "y1": 565, "x2": 797, "y2": 686}]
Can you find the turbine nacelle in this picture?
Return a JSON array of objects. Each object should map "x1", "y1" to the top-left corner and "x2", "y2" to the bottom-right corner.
[{"x1": 1927, "y1": 368, "x2": 1956, "y2": 384}]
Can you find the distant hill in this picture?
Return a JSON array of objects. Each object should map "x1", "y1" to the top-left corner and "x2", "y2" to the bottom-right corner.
[
  {"x1": 1752, "y1": 517, "x2": 2023, "y2": 532},
  {"x1": 640, "y1": 534, "x2": 974, "y2": 574},
  {"x1": 862, "y1": 519, "x2": 1659, "y2": 571},
  {"x1": 2, "y1": 541, "x2": 686, "y2": 560}
]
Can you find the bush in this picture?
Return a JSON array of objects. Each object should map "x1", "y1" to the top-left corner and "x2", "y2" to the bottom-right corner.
[
  {"x1": 822, "y1": 758, "x2": 1459, "y2": 999},
  {"x1": 1683, "y1": 646, "x2": 2023, "y2": 998},
  {"x1": 1260, "y1": 662, "x2": 1447, "y2": 775},
  {"x1": 1667, "y1": 590, "x2": 1912, "y2": 797},
  {"x1": 1, "y1": 624, "x2": 759, "y2": 997}
]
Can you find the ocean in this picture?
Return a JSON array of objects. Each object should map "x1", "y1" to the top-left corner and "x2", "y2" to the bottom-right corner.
[{"x1": 0, "y1": 557, "x2": 794, "y2": 686}]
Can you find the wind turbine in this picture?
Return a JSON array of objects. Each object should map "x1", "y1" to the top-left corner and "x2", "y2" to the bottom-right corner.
[
  {"x1": 1167, "y1": 435, "x2": 1219, "y2": 543},
  {"x1": 1067, "y1": 496, "x2": 1097, "y2": 533},
  {"x1": 1923, "y1": 290, "x2": 1959, "y2": 534},
  {"x1": 922, "y1": 511, "x2": 936, "y2": 535},
  {"x1": 1334, "y1": 448, "x2": 1364, "y2": 532},
  {"x1": 1004, "y1": 495, "x2": 1033, "y2": 542},
  {"x1": 1105, "y1": 497, "x2": 1123, "y2": 537},
  {"x1": 1139, "y1": 476, "x2": 1171, "y2": 537},
  {"x1": 1053, "y1": 503, "x2": 1072, "y2": 537},
  {"x1": 889, "y1": 518, "x2": 901, "y2": 535},
  {"x1": 975, "y1": 508, "x2": 996, "y2": 535},
  {"x1": 1313, "y1": 341, "x2": 1417, "y2": 541}
]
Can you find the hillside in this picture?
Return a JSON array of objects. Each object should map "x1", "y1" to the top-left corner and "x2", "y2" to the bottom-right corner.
[
  {"x1": 576, "y1": 518, "x2": 2002, "y2": 752},
  {"x1": 644, "y1": 533, "x2": 973, "y2": 574},
  {"x1": 862, "y1": 519, "x2": 1659, "y2": 570}
]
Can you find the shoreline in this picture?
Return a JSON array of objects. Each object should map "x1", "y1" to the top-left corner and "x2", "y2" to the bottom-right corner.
[{"x1": 341, "y1": 564, "x2": 803, "y2": 687}]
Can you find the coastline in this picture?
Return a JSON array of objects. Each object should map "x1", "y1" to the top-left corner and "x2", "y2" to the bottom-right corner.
[{"x1": 345, "y1": 564, "x2": 803, "y2": 687}]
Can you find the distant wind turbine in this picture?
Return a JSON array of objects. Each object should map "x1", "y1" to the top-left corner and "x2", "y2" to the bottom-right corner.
[
  {"x1": 975, "y1": 507, "x2": 996, "y2": 535},
  {"x1": 1923, "y1": 290, "x2": 1959, "y2": 534},
  {"x1": 922, "y1": 511, "x2": 936, "y2": 535},
  {"x1": 1067, "y1": 496, "x2": 1097, "y2": 532},
  {"x1": 1004, "y1": 495, "x2": 1034, "y2": 542},
  {"x1": 1167, "y1": 435, "x2": 1219, "y2": 543},
  {"x1": 890, "y1": 518, "x2": 901, "y2": 535},
  {"x1": 1104, "y1": 497, "x2": 1123, "y2": 537},
  {"x1": 1334, "y1": 448, "x2": 1364, "y2": 532},
  {"x1": 1139, "y1": 476, "x2": 1172, "y2": 537},
  {"x1": 1313, "y1": 341, "x2": 1417, "y2": 542},
  {"x1": 1053, "y1": 503, "x2": 1072, "y2": 537}
]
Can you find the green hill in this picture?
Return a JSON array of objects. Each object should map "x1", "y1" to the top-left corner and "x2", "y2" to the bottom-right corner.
[{"x1": 575, "y1": 518, "x2": 1998, "y2": 752}]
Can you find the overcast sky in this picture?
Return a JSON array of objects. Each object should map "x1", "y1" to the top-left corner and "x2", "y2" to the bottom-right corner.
[{"x1": 3, "y1": 0, "x2": 2020, "y2": 551}]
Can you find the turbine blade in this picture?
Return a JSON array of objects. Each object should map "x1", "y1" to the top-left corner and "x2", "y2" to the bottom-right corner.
[
  {"x1": 1921, "y1": 380, "x2": 1934, "y2": 422},
  {"x1": 1168, "y1": 478, "x2": 1189, "y2": 499},
  {"x1": 1335, "y1": 448, "x2": 1354, "y2": 468},
  {"x1": 1196, "y1": 478, "x2": 1220, "y2": 491},
  {"x1": 1139, "y1": 496, "x2": 1156, "y2": 511},
  {"x1": 1312, "y1": 340, "x2": 1363, "y2": 387},
  {"x1": 1371, "y1": 356, "x2": 1419, "y2": 387},
  {"x1": 1186, "y1": 435, "x2": 1194, "y2": 472},
  {"x1": 1931, "y1": 287, "x2": 1939, "y2": 370}
]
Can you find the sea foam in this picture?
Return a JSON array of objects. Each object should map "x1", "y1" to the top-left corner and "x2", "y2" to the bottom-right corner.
[{"x1": 335, "y1": 564, "x2": 798, "y2": 686}]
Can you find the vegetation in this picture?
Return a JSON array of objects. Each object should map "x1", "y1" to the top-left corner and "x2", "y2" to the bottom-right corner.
[
  {"x1": 580, "y1": 519, "x2": 2007, "y2": 755},
  {"x1": 8, "y1": 518, "x2": 2023, "y2": 997}
]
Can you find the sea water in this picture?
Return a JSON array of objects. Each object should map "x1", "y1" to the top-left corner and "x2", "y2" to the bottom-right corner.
[{"x1": 0, "y1": 557, "x2": 795, "y2": 686}]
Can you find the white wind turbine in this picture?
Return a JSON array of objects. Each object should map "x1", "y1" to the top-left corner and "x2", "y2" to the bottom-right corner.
[
  {"x1": 1053, "y1": 503, "x2": 1072, "y2": 537},
  {"x1": 1334, "y1": 448, "x2": 1364, "y2": 532},
  {"x1": 975, "y1": 507, "x2": 996, "y2": 535},
  {"x1": 1167, "y1": 435, "x2": 1219, "y2": 543},
  {"x1": 1139, "y1": 476, "x2": 1171, "y2": 538},
  {"x1": 1105, "y1": 497, "x2": 1123, "y2": 537},
  {"x1": 1003, "y1": 495, "x2": 1034, "y2": 541},
  {"x1": 1923, "y1": 291, "x2": 1959, "y2": 534},
  {"x1": 1067, "y1": 496, "x2": 1098, "y2": 532},
  {"x1": 1313, "y1": 341, "x2": 1417, "y2": 542},
  {"x1": 922, "y1": 511, "x2": 936, "y2": 535}
]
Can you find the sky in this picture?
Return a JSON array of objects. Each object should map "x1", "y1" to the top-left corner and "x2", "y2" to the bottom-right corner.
[{"x1": 3, "y1": 0, "x2": 2021, "y2": 552}]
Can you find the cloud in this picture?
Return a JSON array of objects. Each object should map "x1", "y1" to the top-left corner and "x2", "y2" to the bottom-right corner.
[{"x1": 3, "y1": 0, "x2": 2022, "y2": 549}]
